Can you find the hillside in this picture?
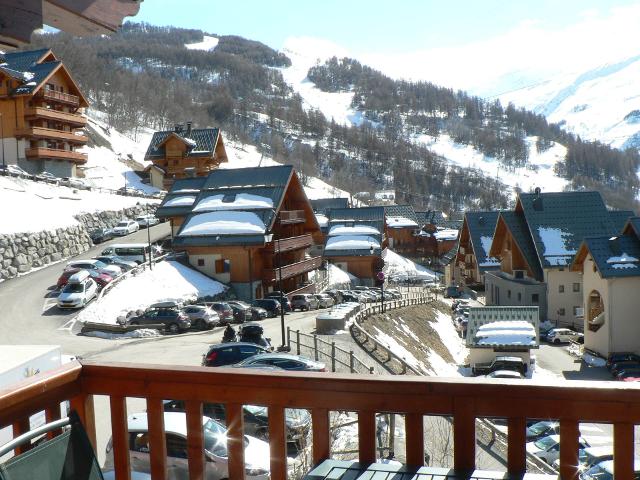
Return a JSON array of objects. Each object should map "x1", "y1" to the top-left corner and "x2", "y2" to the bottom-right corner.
[{"x1": 26, "y1": 24, "x2": 640, "y2": 212}]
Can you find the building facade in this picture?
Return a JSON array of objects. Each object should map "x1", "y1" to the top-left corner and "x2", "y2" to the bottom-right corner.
[
  {"x1": 456, "y1": 211, "x2": 501, "y2": 288},
  {"x1": 0, "y1": 48, "x2": 89, "y2": 176}
]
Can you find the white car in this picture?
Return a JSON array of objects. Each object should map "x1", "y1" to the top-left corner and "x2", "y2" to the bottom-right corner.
[
  {"x1": 112, "y1": 219, "x2": 140, "y2": 236},
  {"x1": 546, "y1": 328, "x2": 584, "y2": 344},
  {"x1": 66, "y1": 259, "x2": 122, "y2": 278},
  {"x1": 104, "y1": 412, "x2": 270, "y2": 480},
  {"x1": 526, "y1": 434, "x2": 590, "y2": 464},
  {"x1": 314, "y1": 293, "x2": 335, "y2": 308},
  {"x1": 135, "y1": 214, "x2": 160, "y2": 228},
  {"x1": 57, "y1": 271, "x2": 98, "y2": 309}
]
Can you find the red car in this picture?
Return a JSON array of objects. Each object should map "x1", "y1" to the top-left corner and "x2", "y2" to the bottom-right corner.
[{"x1": 57, "y1": 268, "x2": 113, "y2": 290}]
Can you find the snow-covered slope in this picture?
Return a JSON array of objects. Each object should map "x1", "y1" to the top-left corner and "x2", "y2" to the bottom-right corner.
[{"x1": 185, "y1": 35, "x2": 219, "y2": 52}]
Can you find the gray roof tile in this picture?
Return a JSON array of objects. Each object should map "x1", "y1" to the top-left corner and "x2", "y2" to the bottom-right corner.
[
  {"x1": 464, "y1": 211, "x2": 501, "y2": 273},
  {"x1": 144, "y1": 128, "x2": 220, "y2": 159},
  {"x1": 500, "y1": 211, "x2": 543, "y2": 280},
  {"x1": 581, "y1": 235, "x2": 640, "y2": 278}
]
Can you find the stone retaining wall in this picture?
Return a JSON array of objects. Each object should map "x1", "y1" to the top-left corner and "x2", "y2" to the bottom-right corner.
[{"x1": 0, "y1": 203, "x2": 156, "y2": 281}]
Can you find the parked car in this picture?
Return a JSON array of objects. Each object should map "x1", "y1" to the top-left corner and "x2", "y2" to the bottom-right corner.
[
  {"x1": 236, "y1": 353, "x2": 326, "y2": 372},
  {"x1": 127, "y1": 303, "x2": 191, "y2": 334},
  {"x1": 527, "y1": 434, "x2": 590, "y2": 465},
  {"x1": 202, "y1": 343, "x2": 270, "y2": 367},
  {"x1": 56, "y1": 270, "x2": 98, "y2": 309},
  {"x1": 611, "y1": 361, "x2": 640, "y2": 377},
  {"x1": 209, "y1": 302, "x2": 234, "y2": 324},
  {"x1": 89, "y1": 228, "x2": 115, "y2": 244},
  {"x1": 229, "y1": 301, "x2": 267, "y2": 321},
  {"x1": 182, "y1": 304, "x2": 219, "y2": 330},
  {"x1": 93, "y1": 255, "x2": 137, "y2": 272},
  {"x1": 314, "y1": 293, "x2": 335, "y2": 308},
  {"x1": 556, "y1": 445, "x2": 613, "y2": 472},
  {"x1": 100, "y1": 243, "x2": 158, "y2": 264},
  {"x1": 228, "y1": 302, "x2": 251, "y2": 323},
  {"x1": 135, "y1": 214, "x2": 160, "y2": 228},
  {"x1": 526, "y1": 420, "x2": 560, "y2": 441},
  {"x1": 385, "y1": 289, "x2": 402, "y2": 300},
  {"x1": 545, "y1": 328, "x2": 583, "y2": 344},
  {"x1": 614, "y1": 366, "x2": 640, "y2": 379},
  {"x1": 342, "y1": 292, "x2": 363, "y2": 303},
  {"x1": 291, "y1": 294, "x2": 319, "y2": 311},
  {"x1": 60, "y1": 177, "x2": 89, "y2": 190},
  {"x1": 444, "y1": 285, "x2": 462, "y2": 298},
  {"x1": 163, "y1": 400, "x2": 311, "y2": 448},
  {"x1": 324, "y1": 290, "x2": 343, "y2": 305},
  {"x1": 57, "y1": 267, "x2": 113, "y2": 290},
  {"x1": 472, "y1": 356, "x2": 527, "y2": 376},
  {"x1": 112, "y1": 219, "x2": 140, "y2": 236},
  {"x1": 0, "y1": 164, "x2": 32, "y2": 178},
  {"x1": 265, "y1": 291, "x2": 292, "y2": 312},
  {"x1": 35, "y1": 171, "x2": 58, "y2": 184},
  {"x1": 238, "y1": 323, "x2": 272, "y2": 350},
  {"x1": 252, "y1": 299, "x2": 281, "y2": 318},
  {"x1": 103, "y1": 412, "x2": 270, "y2": 479},
  {"x1": 485, "y1": 370, "x2": 524, "y2": 379},
  {"x1": 66, "y1": 259, "x2": 122, "y2": 278},
  {"x1": 580, "y1": 459, "x2": 640, "y2": 480},
  {"x1": 607, "y1": 352, "x2": 640, "y2": 369}
]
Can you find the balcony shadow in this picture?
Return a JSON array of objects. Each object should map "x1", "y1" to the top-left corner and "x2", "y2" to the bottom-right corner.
[{"x1": 562, "y1": 363, "x2": 611, "y2": 381}]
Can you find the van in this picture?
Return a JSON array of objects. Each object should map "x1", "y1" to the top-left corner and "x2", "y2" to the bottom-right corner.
[{"x1": 101, "y1": 244, "x2": 158, "y2": 264}]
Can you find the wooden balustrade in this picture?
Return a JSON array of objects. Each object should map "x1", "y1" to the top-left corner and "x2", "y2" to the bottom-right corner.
[
  {"x1": 279, "y1": 209, "x2": 306, "y2": 224},
  {"x1": 265, "y1": 233, "x2": 314, "y2": 253},
  {"x1": 263, "y1": 256, "x2": 322, "y2": 282},
  {"x1": 2, "y1": 361, "x2": 640, "y2": 479},
  {"x1": 37, "y1": 89, "x2": 81, "y2": 106}
]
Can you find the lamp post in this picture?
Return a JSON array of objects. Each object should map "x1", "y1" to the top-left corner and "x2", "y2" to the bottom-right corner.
[
  {"x1": 370, "y1": 244, "x2": 385, "y2": 313},
  {"x1": 0, "y1": 112, "x2": 5, "y2": 167},
  {"x1": 147, "y1": 218, "x2": 153, "y2": 271},
  {"x1": 275, "y1": 213, "x2": 289, "y2": 352}
]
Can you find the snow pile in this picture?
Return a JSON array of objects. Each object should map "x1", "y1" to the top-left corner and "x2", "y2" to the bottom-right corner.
[
  {"x1": 179, "y1": 211, "x2": 266, "y2": 236},
  {"x1": 77, "y1": 261, "x2": 226, "y2": 325},
  {"x1": 83, "y1": 328, "x2": 160, "y2": 339},
  {"x1": 185, "y1": 35, "x2": 219, "y2": 52},
  {"x1": 383, "y1": 248, "x2": 438, "y2": 281},
  {"x1": 328, "y1": 224, "x2": 380, "y2": 236},
  {"x1": 433, "y1": 311, "x2": 469, "y2": 365},
  {"x1": 325, "y1": 235, "x2": 379, "y2": 251},
  {"x1": 538, "y1": 227, "x2": 576, "y2": 266},
  {"x1": 473, "y1": 320, "x2": 537, "y2": 346},
  {"x1": 387, "y1": 216, "x2": 419, "y2": 228},
  {"x1": 433, "y1": 228, "x2": 459, "y2": 241},
  {"x1": 315, "y1": 214, "x2": 328, "y2": 227},
  {"x1": 193, "y1": 193, "x2": 274, "y2": 211},
  {"x1": 327, "y1": 263, "x2": 352, "y2": 287},
  {"x1": 0, "y1": 175, "x2": 157, "y2": 235}
]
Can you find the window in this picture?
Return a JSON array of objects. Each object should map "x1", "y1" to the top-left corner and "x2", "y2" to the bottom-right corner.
[
  {"x1": 197, "y1": 258, "x2": 205, "y2": 267},
  {"x1": 559, "y1": 285, "x2": 564, "y2": 293},
  {"x1": 574, "y1": 306, "x2": 584, "y2": 317},
  {"x1": 532, "y1": 294, "x2": 539, "y2": 303},
  {"x1": 559, "y1": 308, "x2": 565, "y2": 316},
  {"x1": 573, "y1": 283, "x2": 580, "y2": 292}
]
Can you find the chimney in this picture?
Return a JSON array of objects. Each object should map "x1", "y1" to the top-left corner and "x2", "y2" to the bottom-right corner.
[
  {"x1": 174, "y1": 123, "x2": 183, "y2": 133},
  {"x1": 186, "y1": 121, "x2": 192, "y2": 137}
]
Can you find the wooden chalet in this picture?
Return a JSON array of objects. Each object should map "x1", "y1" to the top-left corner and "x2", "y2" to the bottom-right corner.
[
  {"x1": 309, "y1": 197, "x2": 350, "y2": 256},
  {"x1": 158, "y1": 165, "x2": 322, "y2": 301},
  {"x1": 323, "y1": 206, "x2": 387, "y2": 286},
  {"x1": 144, "y1": 123, "x2": 228, "y2": 190},
  {"x1": 384, "y1": 205, "x2": 420, "y2": 255},
  {"x1": 456, "y1": 211, "x2": 501, "y2": 288},
  {"x1": 0, "y1": 48, "x2": 89, "y2": 177},
  {"x1": 487, "y1": 190, "x2": 632, "y2": 324}
]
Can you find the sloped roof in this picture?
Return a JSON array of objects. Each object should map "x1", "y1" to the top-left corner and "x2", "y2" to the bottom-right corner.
[
  {"x1": 608, "y1": 210, "x2": 634, "y2": 232},
  {"x1": 325, "y1": 206, "x2": 385, "y2": 257},
  {"x1": 12, "y1": 61, "x2": 60, "y2": 95},
  {"x1": 310, "y1": 197, "x2": 349, "y2": 214},
  {"x1": 500, "y1": 211, "x2": 544, "y2": 280},
  {"x1": 202, "y1": 165, "x2": 292, "y2": 190},
  {"x1": 517, "y1": 191, "x2": 623, "y2": 269},
  {"x1": 464, "y1": 211, "x2": 501, "y2": 273},
  {"x1": 573, "y1": 235, "x2": 640, "y2": 278},
  {"x1": 145, "y1": 128, "x2": 220, "y2": 159},
  {"x1": 623, "y1": 217, "x2": 640, "y2": 238},
  {"x1": 0, "y1": 48, "x2": 50, "y2": 71},
  {"x1": 384, "y1": 205, "x2": 419, "y2": 228},
  {"x1": 156, "y1": 177, "x2": 207, "y2": 218}
]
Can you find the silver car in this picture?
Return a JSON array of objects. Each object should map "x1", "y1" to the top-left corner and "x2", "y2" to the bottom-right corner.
[
  {"x1": 182, "y1": 304, "x2": 219, "y2": 330},
  {"x1": 291, "y1": 294, "x2": 319, "y2": 311},
  {"x1": 314, "y1": 293, "x2": 334, "y2": 308}
]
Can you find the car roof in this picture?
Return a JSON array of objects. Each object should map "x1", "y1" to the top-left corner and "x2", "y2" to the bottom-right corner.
[
  {"x1": 68, "y1": 259, "x2": 97, "y2": 265},
  {"x1": 594, "y1": 459, "x2": 640, "y2": 473},
  {"x1": 68, "y1": 270, "x2": 90, "y2": 283},
  {"x1": 488, "y1": 370, "x2": 522, "y2": 377},
  {"x1": 127, "y1": 412, "x2": 211, "y2": 435},
  {"x1": 246, "y1": 353, "x2": 317, "y2": 363},
  {"x1": 209, "y1": 342, "x2": 267, "y2": 350},
  {"x1": 584, "y1": 445, "x2": 614, "y2": 456}
]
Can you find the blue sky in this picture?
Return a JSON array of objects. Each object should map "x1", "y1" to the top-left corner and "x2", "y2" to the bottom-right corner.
[{"x1": 134, "y1": 0, "x2": 637, "y2": 54}]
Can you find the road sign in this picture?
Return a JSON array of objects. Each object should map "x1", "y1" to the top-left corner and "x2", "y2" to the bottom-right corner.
[{"x1": 376, "y1": 271, "x2": 385, "y2": 281}]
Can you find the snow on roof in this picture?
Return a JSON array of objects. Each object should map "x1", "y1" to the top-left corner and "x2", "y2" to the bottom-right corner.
[
  {"x1": 193, "y1": 193, "x2": 274, "y2": 212},
  {"x1": 172, "y1": 188, "x2": 201, "y2": 194},
  {"x1": 183, "y1": 137, "x2": 197, "y2": 147},
  {"x1": 383, "y1": 248, "x2": 438, "y2": 280},
  {"x1": 328, "y1": 224, "x2": 380, "y2": 236},
  {"x1": 315, "y1": 213, "x2": 328, "y2": 227},
  {"x1": 163, "y1": 195, "x2": 196, "y2": 207},
  {"x1": 387, "y1": 216, "x2": 419, "y2": 228},
  {"x1": 433, "y1": 228, "x2": 459, "y2": 240},
  {"x1": 606, "y1": 253, "x2": 639, "y2": 264},
  {"x1": 179, "y1": 211, "x2": 265, "y2": 236},
  {"x1": 478, "y1": 235, "x2": 500, "y2": 267},
  {"x1": 325, "y1": 235, "x2": 380, "y2": 251},
  {"x1": 537, "y1": 226, "x2": 576, "y2": 266},
  {"x1": 611, "y1": 263, "x2": 637, "y2": 269},
  {"x1": 474, "y1": 320, "x2": 537, "y2": 346}
]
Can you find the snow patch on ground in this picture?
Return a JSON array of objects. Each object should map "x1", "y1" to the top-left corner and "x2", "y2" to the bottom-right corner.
[
  {"x1": 433, "y1": 311, "x2": 469, "y2": 365},
  {"x1": 83, "y1": 328, "x2": 160, "y2": 339},
  {"x1": 327, "y1": 263, "x2": 352, "y2": 287},
  {"x1": 383, "y1": 249, "x2": 439, "y2": 281},
  {"x1": 185, "y1": 35, "x2": 219, "y2": 52},
  {"x1": 372, "y1": 325, "x2": 429, "y2": 374},
  {"x1": 77, "y1": 261, "x2": 226, "y2": 325}
]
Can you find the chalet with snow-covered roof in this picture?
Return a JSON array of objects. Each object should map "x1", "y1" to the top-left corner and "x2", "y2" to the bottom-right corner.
[
  {"x1": 486, "y1": 190, "x2": 633, "y2": 324},
  {"x1": 384, "y1": 205, "x2": 420, "y2": 254},
  {"x1": 0, "y1": 48, "x2": 89, "y2": 177},
  {"x1": 165, "y1": 165, "x2": 322, "y2": 301},
  {"x1": 324, "y1": 206, "x2": 387, "y2": 285},
  {"x1": 144, "y1": 122, "x2": 228, "y2": 190},
  {"x1": 309, "y1": 197, "x2": 350, "y2": 256},
  {"x1": 571, "y1": 217, "x2": 640, "y2": 357},
  {"x1": 456, "y1": 211, "x2": 501, "y2": 288}
]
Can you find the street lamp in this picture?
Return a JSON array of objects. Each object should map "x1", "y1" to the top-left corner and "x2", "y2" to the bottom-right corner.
[
  {"x1": 274, "y1": 212, "x2": 289, "y2": 352},
  {"x1": 370, "y1": 243, "x2": 385, "y2": 313}
]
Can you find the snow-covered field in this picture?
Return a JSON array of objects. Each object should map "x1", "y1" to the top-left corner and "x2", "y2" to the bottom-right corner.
[
  {"x1": 383, "y1": 249, "x2": 438, "y2": 281},
  {"x1": 77, "y1": 261, "x2": 226, "y2": 325},
  {"x1": 185, "y1": 35, "x2": 219, "y2": 52},
  {"x1": 0, "y1": 175, "x2": 156, "y2": 235}
]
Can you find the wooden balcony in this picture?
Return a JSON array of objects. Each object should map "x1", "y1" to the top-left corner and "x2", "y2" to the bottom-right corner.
[
  {"x1": 279, "y1": 209, "x2": 306, "y2": 224},
  {"x1": 25, "y1": 147, "x2": 88, "y2": 164},
  {"x1": 24, "y1": 107, "x2": 87, "y2": 127},
  {"x1": 15, "y1": 126, "x2": 88, "y2": 144},
  {"x1": 263, "y1": 256, "x2": 322, "y2": 283},
  {"x1": 36, "y1": 89, "x2": 80, "y2": 107},
  {"x1": 165, "y1": 157, "x2": 214, "y2": 176},
  {"x1": 3, "y1": 361, "x2": 640, "y2": 480},
  {"x1": 265, "y1": 234, "x2": 314, "y2": 253}
]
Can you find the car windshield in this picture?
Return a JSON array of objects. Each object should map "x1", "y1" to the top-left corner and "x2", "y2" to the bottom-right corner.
[
  {"x1": 244, "y1": 405, "x2": 268, "y2": 416},
  {"x1": 116, "y1": 222, "x2": 128, "y2": 227},
  {"x1": 582, "y1": 465, "x2": 613, "y2": 480},
  {"x1": 203, "y1": 419, "x2": 228, "y2": 457},
  {"x1": 534, "y1": 436, "x2": 557, "y2": 450},
  {"x1": 93, "y1": 260, "x2": 107, "y2": 268},
  {"x1": 529, "y1": 422, "x2": 553, "y2": 435},
  {"x1": 63, "y1": 283, "x2": 84, "y2": 293}
]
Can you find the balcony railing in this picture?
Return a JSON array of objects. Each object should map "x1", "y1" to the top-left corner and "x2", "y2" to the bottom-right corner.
[
  {"x1": 24, "y1": 107, "x2": 87, "y2": 126},
  {"x1": 279, "y1": 209, "x2": 306, "y2": 224},
  {"x1": 25, "y1": 147, "x2": 88, "y2": 163},
  {"x1": 15, "y1": 126, "x2": 88, "y2": 143},
  {"x1": 265, "y1": 234, "x2": 314, "y2": 253},
  {"x1": 36, "y1": 89, "x2": 80, "y2": 106},
  {"x1": 2, "y1": 361, "x2": 640, "y2": 480},
  {"x1": 263, "y1": 256, "x2": 322, "y2": 283}
]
